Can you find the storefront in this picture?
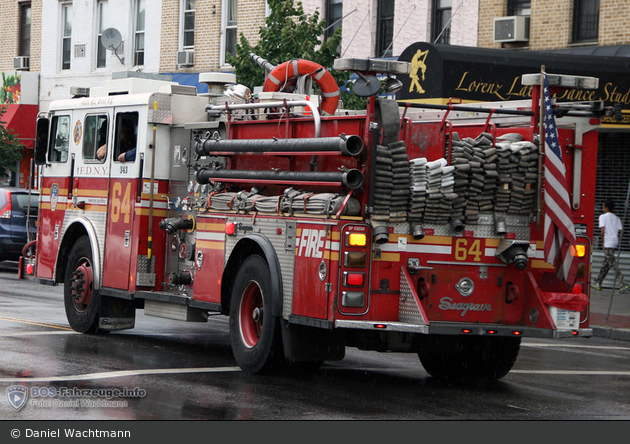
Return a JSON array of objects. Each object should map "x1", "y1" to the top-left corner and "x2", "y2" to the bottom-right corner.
[
  {"x1": 396, "y1": 42, "x2": 630, "y2": 288},
  {"x1": 0, "y1": 71, "x2": 39, "y2": 189}
]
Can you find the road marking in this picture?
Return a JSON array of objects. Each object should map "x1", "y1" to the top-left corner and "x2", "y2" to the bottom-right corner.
[
  {"x1": 0, "y1": 367, "x2": 243, "y2": 383},
  {"x1": 0, "y1": 316, "x2": 73, "y2": 331},
  {"x1": 0, "y1": 331, "x2": 78, "y2": 337},
  {"x1": 510, "y1": 370, "x2": 630, "y2": 375},
  {"x1": 522, "y1": 343, "x2": 630, "y2": 351}
]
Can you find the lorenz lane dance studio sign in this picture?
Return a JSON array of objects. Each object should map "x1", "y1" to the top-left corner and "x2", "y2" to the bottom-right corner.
[{"x1": 397, "y1": 42, "x2": 630, "y2": 126}]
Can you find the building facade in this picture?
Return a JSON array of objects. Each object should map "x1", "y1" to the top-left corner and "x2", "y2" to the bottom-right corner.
[
  {"x1": 302, "y1": 0, "x2": 479, "y2": 59},
  {"x1": 479, "y1": 0, "x2": 630, "y2": 51},
  {"x1": 476, "y1": 0, "x2": 630, "y2": 287}
]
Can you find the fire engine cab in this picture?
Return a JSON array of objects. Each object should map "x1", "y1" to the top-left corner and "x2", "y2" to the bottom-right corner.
[{"x1": 28, "y1": 56, "x2": 601, "y2": 380}]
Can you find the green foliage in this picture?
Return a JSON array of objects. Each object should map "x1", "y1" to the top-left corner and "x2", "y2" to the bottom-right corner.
[
  {"x1": 227, "y1": 0, "x2": 366, "y2": 110},
  {"x1": 0, "y1": 106, "x2": 24, "y2": 178}
]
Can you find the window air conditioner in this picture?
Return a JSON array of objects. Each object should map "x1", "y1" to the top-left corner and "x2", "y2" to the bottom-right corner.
[
  {"x1": 177, "y1": 50, "x2": 194, "y2": 67},
  {"x1": 493, "y1": 16, "x2": 530, "y2": 43},
  {"x1": 13, "y1": 56, "x2": 30, "y2": 70}
]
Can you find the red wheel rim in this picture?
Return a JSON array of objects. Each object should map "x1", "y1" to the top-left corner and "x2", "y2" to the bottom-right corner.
[
  {"x1": 239, "y1": 281, "x2": 263, "y2": 348},
  {"x1": 71, "y1": 259, "x2": 93, "y2": 312}
]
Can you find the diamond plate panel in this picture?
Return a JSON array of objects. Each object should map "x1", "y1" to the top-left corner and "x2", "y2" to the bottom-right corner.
[
  {"x1": 421, "y1": 212, "x2": 531, "y2": 240},
  {"x1": 399, "y1": 268, "x2": 427, "y2": 325},
  {"x1": 147, "y1": 93, "x2": 173, "y2": 124},
  {"x1": 137, "y1": 255, "x2": 156, "y2": 287},
  {"x1": 224, "y1": 216, "x2": 296, "y2": 319},
  {"x1": 61, "y1": 210, "x2": 107, "y2": 279}
]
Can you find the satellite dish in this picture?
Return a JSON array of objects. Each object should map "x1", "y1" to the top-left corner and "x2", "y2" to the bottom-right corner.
[
  {"x1": 101, "y1": 27, "x2": 122, "y2": 50},
  {"x1": 101, "y1": 28, "x2": 125, "y2": 65}
]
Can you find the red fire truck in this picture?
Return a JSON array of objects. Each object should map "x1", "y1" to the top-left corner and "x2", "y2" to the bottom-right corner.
[{"x1": 28, "y1": 57, "x2": 601, "y2": 380}]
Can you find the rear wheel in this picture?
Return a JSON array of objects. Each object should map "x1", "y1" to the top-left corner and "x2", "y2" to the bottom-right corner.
[
  {"x1": 229, "y1": 255, "x2": 285, "y2": 375},
  {"x1": 64, "y1": 236, "x2": 102, "y2": 334},
  {"x1": 418, "y1": 335, "x2": 521, "y2": 381}
]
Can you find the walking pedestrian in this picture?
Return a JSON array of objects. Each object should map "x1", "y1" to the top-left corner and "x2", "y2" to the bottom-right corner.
[{"x1": 592, "y1": 198, "x2": 629, "y2": 292}]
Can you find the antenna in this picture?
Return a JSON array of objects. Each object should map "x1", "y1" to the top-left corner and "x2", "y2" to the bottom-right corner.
[{"x1": 101, "y1": 27, "x2": 125, "y2": 65}]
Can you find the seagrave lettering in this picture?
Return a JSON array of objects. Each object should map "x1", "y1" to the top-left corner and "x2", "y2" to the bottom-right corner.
[{"x1": 438, "y1": 297, "x2": 492, "y2": 316}]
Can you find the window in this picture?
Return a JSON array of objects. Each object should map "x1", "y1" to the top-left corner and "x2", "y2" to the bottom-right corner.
[
  {"x1": 134, "y1": 0, "x2": 146, "y2": 66},
  {"x1": 507, "y1": 0, "x2": 531, "y2": 16},
  {"x1": 19, "y1": 3, "x2": 31, "y2": 57},
  {"x1": 221, "y1": 0, "x2": 238, "y2": 65},
  {"x1": 572, "y1": 0, "x2": 599, "y2": 43},
  {"x1": 432, "y1": 0, "x2": 451, "y2": 44},
  {"x1": 96, "y1": 1, "x2": 108, "y2": 68},
  {"x1": 325, "y1": 0, "x2": 343, "y2": 41},
  {"x1": 49, "y1": 115, "x2": 70, "y2": 163},
  {"x1": 61, "y1": 3, "x2": 72, "y2": 70},
  {"x1": 83, "y1": 115, "x2": 108, "y2": 162},
  {"x1": 376, "y1": 0, "x2": 394, "y2": 57},
  {"x1": 182, "y1": 0, "x2": 195, "y2": 49},
  {"x1": 114, "y1": 112, "x2": 138, "y2": 163}
]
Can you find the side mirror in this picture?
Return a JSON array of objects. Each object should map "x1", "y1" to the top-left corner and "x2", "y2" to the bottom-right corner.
[{"x1": 34, "y1": 117, "x2": 49, "y2": 165}]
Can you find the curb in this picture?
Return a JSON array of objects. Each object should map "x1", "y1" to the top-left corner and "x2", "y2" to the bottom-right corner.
[{"x1": 592, "y1": 326, "x2": 630, "y2": 342}]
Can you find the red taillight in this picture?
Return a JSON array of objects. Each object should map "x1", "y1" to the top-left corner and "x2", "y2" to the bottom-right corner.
[
  {"x1": 0, "y1": 194, "x2": 11, "y2": 219},
  {"x1": 225, "y1": 222, "x2": 236, "y2": 235},
  {"x1": 345, "y1": 272, "x2": 364, "y2": 286}
]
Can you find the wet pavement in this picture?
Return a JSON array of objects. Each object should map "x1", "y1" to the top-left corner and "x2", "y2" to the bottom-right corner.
[{"x1": 589, "y1": 286, "x2": 630, "y2": 341}]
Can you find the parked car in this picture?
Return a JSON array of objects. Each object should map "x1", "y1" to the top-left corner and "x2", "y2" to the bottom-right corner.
[{"x1": 0, "y1": 187, "x2": 39, "y2": 262}]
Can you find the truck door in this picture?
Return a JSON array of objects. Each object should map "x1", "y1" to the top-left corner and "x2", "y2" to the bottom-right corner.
[
  {"x1": 35, "y1": 113, "x2": 73, "y2": 280},
  {"x1": 102, "y1": 111, "x2": 141, "y2": 289}
]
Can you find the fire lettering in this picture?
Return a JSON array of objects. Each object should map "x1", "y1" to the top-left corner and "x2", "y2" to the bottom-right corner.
[{"x1": 297, "y1": 229, "x2": 326, "y2": 258}]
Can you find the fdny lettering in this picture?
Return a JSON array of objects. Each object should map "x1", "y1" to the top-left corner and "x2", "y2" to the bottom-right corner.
[
  {"x1": 438, "y1": 297, "x2": 492, "y2": 316},
  {"x1": 297, "y1": 229, "x2": 326, "y2": 258},
  {"x1": 76, "y1": 165, "x2": 108, "y2": 176}
]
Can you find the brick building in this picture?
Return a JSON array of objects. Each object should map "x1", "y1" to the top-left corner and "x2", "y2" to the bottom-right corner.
[
  {"x1": 475, "y1": 0, "x2": 630, "y2": 288},
  {"x1": 302, "y1": 0, "x2": 479, "y2": 58}
]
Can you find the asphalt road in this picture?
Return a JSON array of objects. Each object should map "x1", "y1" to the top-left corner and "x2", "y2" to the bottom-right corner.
[{"x1": 0, "y1": 265, "x2": 629, "y2": 422}]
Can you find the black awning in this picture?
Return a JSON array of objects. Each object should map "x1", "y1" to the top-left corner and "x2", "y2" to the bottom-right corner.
[
  {"x1": 535, "y1": 45, "x2": 630, "y2": 58},
  {"x1": 396, "y1": 42, "x2": 630, "y2": 128}
]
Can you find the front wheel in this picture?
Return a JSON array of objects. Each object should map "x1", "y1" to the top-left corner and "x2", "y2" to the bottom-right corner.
[
  {"x1": 229, "y1": 255, "x2": 285, "y2": 375},
  {"x1": 64, "y1": 236, "x2": 102, "y2": 334},
  {"x1": 418, "y1": 335, "x2": 521, "y2": 381}
]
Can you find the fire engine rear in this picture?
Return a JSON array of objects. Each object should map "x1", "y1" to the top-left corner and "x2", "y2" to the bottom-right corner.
[{"x1": 28, "y1": 56, "x2": 601, "y2": 380}]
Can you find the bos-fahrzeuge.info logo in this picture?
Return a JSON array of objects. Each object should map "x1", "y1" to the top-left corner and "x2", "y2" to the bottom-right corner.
[
  {"x1": 6, "y1": 386, "x2": 28, "y2": 411},
  {"x1": 6, "y1": 385, "x2": 146, "y2": 411}
]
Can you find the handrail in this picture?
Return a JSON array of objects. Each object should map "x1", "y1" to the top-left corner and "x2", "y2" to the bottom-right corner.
[{"x1": 206, "y1": 100, "x2": 321, "y2": 139}]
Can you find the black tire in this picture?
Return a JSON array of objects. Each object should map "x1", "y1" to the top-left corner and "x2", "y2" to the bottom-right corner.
[
  {"x1": 418, "y1": 335, "x2": 521, "y2": 381},
  {"x1": 229, "y1": 255, "x2": 285, "y2": 375},
  {"x1": 64, "y1": 236, "x2": 101, "y2": 334}
]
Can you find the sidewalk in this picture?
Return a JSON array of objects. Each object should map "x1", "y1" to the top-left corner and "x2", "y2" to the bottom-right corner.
[{"x1": 588, "y1": 287, "x2": 630, "y2": 342}]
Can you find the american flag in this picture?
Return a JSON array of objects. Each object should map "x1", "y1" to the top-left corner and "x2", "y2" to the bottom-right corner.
[{"x1": 542, "y1": 74, "x2": 578, "y2": 287}]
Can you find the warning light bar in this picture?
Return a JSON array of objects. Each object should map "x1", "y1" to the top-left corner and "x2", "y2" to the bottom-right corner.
[{"x1": 521, "y1": 73, "x2": 599, "y2": 90}]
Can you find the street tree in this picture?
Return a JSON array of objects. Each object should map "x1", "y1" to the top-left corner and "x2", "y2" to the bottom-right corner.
[{"x1": 227, "y1": 0, "x2": 365, "y2": 110}]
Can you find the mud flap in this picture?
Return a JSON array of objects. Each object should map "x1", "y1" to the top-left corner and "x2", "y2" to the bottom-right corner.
[
  {"x1": 280, "y1": 320, "x2": 345, "y2": 363},
  {"x1": 98, "y1": 295, "x2": 136, "y2": 331}
]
